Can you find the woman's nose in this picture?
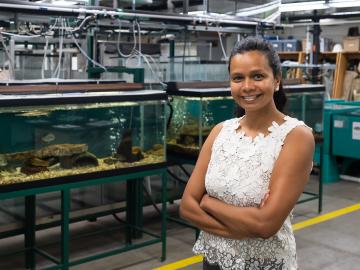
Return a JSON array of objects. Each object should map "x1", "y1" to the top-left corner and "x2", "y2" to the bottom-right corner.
[{"x1": 243, "y1": 78, "x2": 254, "y2": 90}]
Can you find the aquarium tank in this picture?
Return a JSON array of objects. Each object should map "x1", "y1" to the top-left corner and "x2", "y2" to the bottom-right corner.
[
  {"x1": 166, "y1": 82, "x2": 236, "y2": 158},
  {"x1": 0, "y1": 88, "x2": 167, "y2": 188},
  {"x1": 284, "y1": 84, "x2": 325, "y2": 133}
]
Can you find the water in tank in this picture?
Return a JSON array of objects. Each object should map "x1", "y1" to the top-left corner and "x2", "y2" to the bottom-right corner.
[
  {"x1": 0, "y1": 90, "x2": 166, "y2": 187},
  {"x1": 167, "y1": 89, "x2": 235, "y2": 157}
]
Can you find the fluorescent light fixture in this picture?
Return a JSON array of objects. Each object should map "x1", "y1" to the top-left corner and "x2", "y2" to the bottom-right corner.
[
  {"x1": 36, "y1": 0, "x2": 89, "y2": 5},
  {"x1": 188, "y1": 11, "x2": 204, "y2": 15},
  {"x1": 187, "y1": 11, "x2": 234, "y2": 19},
  {"x1": 280, "y1": 0, "x2": 360, "y2": 13},
  {"x1": 113, "y1": 29, "x2": 149, "y2": 34},
  {"x1": 236, "y1": 0, "x2": 280, "y2": 17},
  {"x1": 54, "y1": 1, "x2": 78, "y2": 5},
  {"x1": 118, "y1": 0, "x2": 152, "y2": 3},
  {"x1": 280, "y1": 1, "x2": 328, "y2": 12},
  {"x1": 319, "y1": 18, "x2": 360, "y2": 25},
  {"x1": 332, "y1": 11, "x2": 360, "y2": 16},
  {"x1": 329, "y1": 0, "x2": 360, "y2": 8}
]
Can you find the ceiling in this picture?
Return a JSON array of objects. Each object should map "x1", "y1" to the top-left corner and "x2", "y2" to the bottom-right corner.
[
  {"x1": 11, "y1": 0, "x2": 360, "y2": 24},
  {"x1": 26, "y1": 0, "x2": 275, "y2": 14}
]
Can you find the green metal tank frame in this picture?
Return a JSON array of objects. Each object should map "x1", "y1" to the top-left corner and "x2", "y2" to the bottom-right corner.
[
  {"x1": 87, "y1": 65, "x2": 145, "y2": 239},
  {"x1": 0, "y1": 167, "x2": 167, "y2": 270},
  {"x1": 322, "y1": 99, "x2": 360, "y2": 183}
]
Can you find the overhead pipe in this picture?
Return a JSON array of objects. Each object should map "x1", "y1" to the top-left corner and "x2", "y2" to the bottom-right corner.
[
  {"x1": 0, "y1": 2, "x2": 259, "y2": 28},
  {"x1": 0, "y1": 0, "x2": 109, "y2": 10},
  {"x1": 282, "y1": 11, "x2": 360, "y2": 22}
]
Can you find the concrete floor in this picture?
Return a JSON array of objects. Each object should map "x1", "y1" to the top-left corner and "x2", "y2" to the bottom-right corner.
[{"x1": 0, "y1": 177, "x2": 359, "y2": 270}]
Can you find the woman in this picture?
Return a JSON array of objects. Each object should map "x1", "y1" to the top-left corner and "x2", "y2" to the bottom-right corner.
[{"x1": 179, "y1": 37, "x2": 314, "y2": 270}]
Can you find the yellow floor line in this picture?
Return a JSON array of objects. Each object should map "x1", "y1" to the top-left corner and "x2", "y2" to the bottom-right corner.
[
  {"x1": 154, "y1": 203, "x2": 360, "y2": 270},
  {"x1": 292, "y1": 203, "x2": 360, "y2": 231},
  {"x1": 153, "y1": 255, "x2": 203, "y2": 270}
]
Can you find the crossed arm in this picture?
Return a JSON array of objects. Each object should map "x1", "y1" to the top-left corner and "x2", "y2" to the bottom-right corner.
[{"x1": 179, "y1": 123, "x2": 315, "y2": 240}]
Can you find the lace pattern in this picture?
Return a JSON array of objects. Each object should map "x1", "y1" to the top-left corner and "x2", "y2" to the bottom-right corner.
[{"x1": 193, "y1": 116, "x2": 307, "y2": 270}]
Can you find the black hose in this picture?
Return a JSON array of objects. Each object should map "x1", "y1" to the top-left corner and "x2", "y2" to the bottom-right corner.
[
  {"x1": 178, "y1": 164, "x2": 191, "y2": 177},
  {"x1": 166, "y1": 99, "x2": 173, "y2": 130},
  {"x1": 167, "y1": 168, "x2": 188, "y2": 184},
  {"x1": 142, "y1": 181, "x2": 161, "y2": 215},
  {"x1": 112, "y1": 213, "x2": 126, "y2": 224}
]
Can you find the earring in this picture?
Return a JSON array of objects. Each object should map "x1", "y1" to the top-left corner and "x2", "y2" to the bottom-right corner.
[{"x1": 275, "y1": 86, "x2": 279, "y2": 92}]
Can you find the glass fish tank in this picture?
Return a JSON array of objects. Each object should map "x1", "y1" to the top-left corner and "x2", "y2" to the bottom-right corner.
[
  {"x1": 284, "y1": 84, "x2": 325, "y2": 133},
  {"x1": 0, "y1": 89, "x2": 167, "y2": 189},
  {"x1": 166, "y1": 82, "x2": 235, "y2": 158}
]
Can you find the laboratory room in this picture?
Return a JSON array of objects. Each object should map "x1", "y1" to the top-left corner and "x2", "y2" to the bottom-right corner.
[{"x1": 0, "y1": 0, "x2": 359, "y2": 269}]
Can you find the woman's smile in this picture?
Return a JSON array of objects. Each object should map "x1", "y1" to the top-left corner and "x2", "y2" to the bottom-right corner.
[{"x1": 242, "y1": 94, "x2": 262, "y2": 102}]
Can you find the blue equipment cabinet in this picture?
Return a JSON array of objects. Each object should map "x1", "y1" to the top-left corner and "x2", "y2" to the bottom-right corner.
[
  {"x1": 332, "y1": 111, "x2": 360, "y2": 159},
  {"x1": 322, "y1": 100, "x2": 360, "y2": 183}
]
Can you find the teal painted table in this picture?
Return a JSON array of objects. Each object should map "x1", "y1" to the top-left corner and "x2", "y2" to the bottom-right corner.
[{"x1": 0, "y1": 164, "x2": 167, "y2": 270}]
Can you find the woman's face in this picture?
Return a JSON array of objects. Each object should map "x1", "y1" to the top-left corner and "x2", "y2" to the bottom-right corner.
[{"x1": 229, "y1": 50, "x2": 280, "y2": 113}]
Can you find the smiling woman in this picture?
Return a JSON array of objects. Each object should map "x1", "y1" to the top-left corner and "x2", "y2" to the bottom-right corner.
[
  {"x1": 229, "y1": 38, "x2": 287, "y2": 119},
  {"x1": 230, "y1": 51, "x2": 279, "y2": 113},
  {"x1": 180, "y1": 37, "x2": 315, "y2": 270}
]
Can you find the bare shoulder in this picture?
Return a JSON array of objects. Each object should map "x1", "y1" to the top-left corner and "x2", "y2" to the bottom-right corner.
[
  {"x1": 283, "y1": 125, "x2": 315, "y2": 154},
  {"x1": 211, "y1": 121, "x2": 225, "y2": 134},
  {"x1": 201, "y1": 120, "x2": 232, "y2": 151},
  {"x1": 204, "y1": 121, "x2": 224, "y2": 145},
  {"x1": 287, "y1": 125, "x2": 314, "y2": 141}
]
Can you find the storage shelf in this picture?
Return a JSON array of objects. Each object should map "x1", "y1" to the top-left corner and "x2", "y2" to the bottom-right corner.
[{"x1": 279, "y1": 51, "x2": 360, "y2": 98}]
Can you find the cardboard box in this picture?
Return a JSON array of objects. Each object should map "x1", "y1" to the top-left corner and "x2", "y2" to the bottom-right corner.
[{"x1": 343, "y1": 37, "x2": 360, "y2": 52}]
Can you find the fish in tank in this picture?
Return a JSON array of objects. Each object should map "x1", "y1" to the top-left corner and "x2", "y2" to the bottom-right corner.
[
  {"x1": 0, "y1": 92, "x2": 166, "y2": 186},
  {"x1": 167, "y1": 94, "x2": 235, "y2": 157}
]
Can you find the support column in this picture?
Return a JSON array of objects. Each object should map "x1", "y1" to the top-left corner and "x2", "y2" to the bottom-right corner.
[
  {"x1": 25, "y1": 195, "x2": 36, "y2": 270},
  {"x1": 169, "y1": 39, "x2": 175, "y2": 81},
  {"x1": 312, "y1": 11, "x2": 321, "y2": 84},
  {"x1": 183, "y1": 0, "x2": 189, "y2": 14},
  {"x1": 61, "y1": 189, "x2": 70, "y2": 270}
]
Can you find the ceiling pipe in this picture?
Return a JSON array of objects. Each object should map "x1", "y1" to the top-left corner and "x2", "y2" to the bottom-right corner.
[
  {"x1": 0, "y1": 2, "x2": 260, "y2": 28},
  {"x1": 282, "y1": 11, "x2": 360, "y2": 22}
]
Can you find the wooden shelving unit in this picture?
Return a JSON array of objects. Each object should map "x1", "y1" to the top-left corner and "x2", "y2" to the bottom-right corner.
[
  {"x1": 333, "y1": 52, "x2": 360, "y2": 98},
  {"x1": 279, "y1": 52, "x2": 307, "y2": 81},
  {"x1": 279, "y1": 51, "x2": 360, "y2": 98}
]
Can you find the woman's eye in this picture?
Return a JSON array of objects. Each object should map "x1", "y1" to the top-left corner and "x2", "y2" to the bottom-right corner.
[
  {"x1": 253, "y1": 74, "x2": 264, "y2": 80},
  {"x1": 232, "y1": 76, "x2": 243, "y2": 82}
]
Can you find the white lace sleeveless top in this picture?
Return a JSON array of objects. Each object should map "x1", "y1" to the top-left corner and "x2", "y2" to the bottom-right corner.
[{"x1": 193, "y1": 116, "x2": 308, "y2": 270}]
